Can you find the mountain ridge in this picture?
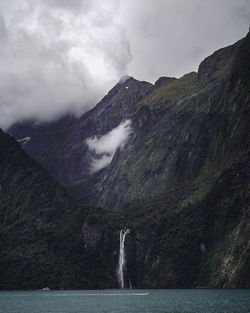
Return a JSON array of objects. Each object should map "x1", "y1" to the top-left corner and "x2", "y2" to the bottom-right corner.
[
  {"x1": 8, "y1": 32, "x2": 250, "y2": 210},
  {"x1": 8, "y1": 76, "x2": 153, "y2": 185}
]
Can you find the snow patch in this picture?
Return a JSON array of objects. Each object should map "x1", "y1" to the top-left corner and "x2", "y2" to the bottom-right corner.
[{"x1": 17, "y1": 137, "x2": 31, "y2": 144}]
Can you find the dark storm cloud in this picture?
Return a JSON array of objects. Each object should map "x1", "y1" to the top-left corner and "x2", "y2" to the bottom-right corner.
[{"x1": 0, "y1": 0, "x2": 249, "y2": 129}]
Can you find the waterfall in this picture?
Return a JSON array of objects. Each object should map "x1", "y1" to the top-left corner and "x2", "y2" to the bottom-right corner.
[{"x1": 117, "y1": 228, "x2": 130, "y2": 289}]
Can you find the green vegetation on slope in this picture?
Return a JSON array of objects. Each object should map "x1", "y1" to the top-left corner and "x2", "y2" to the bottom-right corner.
[
  {"x1": 1, "y1": 31, "x2": 250, "y2": 290},
  {"x1": 76, "y1": 32, "x2": 250, "y2": 211},
  {"x1": 0, "y1": 130, "x2": 118, "y2": 290},
  {"x1": 121, "y1": 149, "x2": 250, "y2": 288}
]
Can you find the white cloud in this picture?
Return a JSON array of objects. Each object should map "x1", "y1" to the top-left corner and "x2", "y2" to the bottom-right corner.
[
  {"x1": 91, "y1": 154, "x2": 114, "y2": 173},
  {"x1": 0, "y1": 0, "x2": 131, "y2": 129},
  {"x1": 86, "y1": 120, "x2": 132, "y2": 172}
]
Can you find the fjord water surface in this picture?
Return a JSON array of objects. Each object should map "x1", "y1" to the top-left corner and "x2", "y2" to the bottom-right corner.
[{"x1": 0, "y1": 289, "x2": 249, "y2": 313}]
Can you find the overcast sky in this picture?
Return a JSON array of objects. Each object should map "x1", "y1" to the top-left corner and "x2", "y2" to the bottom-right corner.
[{"x1": 0, "y1": 0, "x2": 249, "y2": 129}]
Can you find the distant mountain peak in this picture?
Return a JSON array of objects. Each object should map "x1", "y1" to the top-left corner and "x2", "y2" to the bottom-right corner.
[{"x1": 118, "y1": 75, "x2": 132, "y2": 84}]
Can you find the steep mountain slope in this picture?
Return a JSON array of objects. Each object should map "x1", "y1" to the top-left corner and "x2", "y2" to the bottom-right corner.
[
  {"x1": 69, "y1": 31, "x2": 250, "y2": 288},
  {"x1": 9, "y1": 77, "x2": 153, "y2": 185},
  {"x1": 121, "y1": 148, "x2": 250, "y2": 288},
  {"x1": 0, "y1": 130, "x2": 118, "y2": 289},
  {"x1": 1, "y1": 126, "x2": 249, "y2": 289},
  {"x1": 10, "y1": 33, "x2": 250, "y2": 210},
  {"x1": 4, "y1": 32, "x2": 250, "y2": 289},
  {"x1": 69, "y1": 31, "x2": 250, "y2": 209}
]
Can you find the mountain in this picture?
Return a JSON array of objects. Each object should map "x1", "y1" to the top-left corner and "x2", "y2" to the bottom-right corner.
[
  {"x1": 8, "y1": 77, "x2": 153, "y2": 186},
  {"x1": 0, "y1": 130, "x2": 118, "y2": 289},
  {"x1": 75, "y1": 31, "x2": 250, "y2": 209},
  {"x1": 122, "y1": 149, "x2": 250, "y2": 288},
  {"x1": 5, "y1": 31, "x2": 250, "y2": 288},
  {"x1": 9, "y1": 33, "x2": 250, "y2": 211}
]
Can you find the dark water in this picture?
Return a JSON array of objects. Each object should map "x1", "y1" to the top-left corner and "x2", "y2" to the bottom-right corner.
[{"x1": 0, "y1": 289, "x2": 249, "y2": 313}]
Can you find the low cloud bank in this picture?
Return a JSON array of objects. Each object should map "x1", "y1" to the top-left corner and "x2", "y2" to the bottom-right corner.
[
  {"x1": 86, "y1": 120, "x2": 132, "y2": 172},
  {"x1": 0, "y1": 0, "x2": 249, "y2": 129},
  {"x1": 0, "y1": 0, "x2": 131, "y2": 129}
]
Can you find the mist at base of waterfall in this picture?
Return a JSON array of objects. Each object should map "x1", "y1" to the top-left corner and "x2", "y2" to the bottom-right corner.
[{"x1": 1, "y1": 289, "x2": 250, "y2": 313}]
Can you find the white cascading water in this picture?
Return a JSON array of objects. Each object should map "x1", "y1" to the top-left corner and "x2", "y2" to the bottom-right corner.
[{"x1": 117, "y1": 228, "x2": 130, "y2": 289}]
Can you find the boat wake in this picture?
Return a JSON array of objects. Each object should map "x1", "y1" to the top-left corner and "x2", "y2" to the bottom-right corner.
[{"x1": 42, "y1": 292, "x2": 150, "y2": 296}]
